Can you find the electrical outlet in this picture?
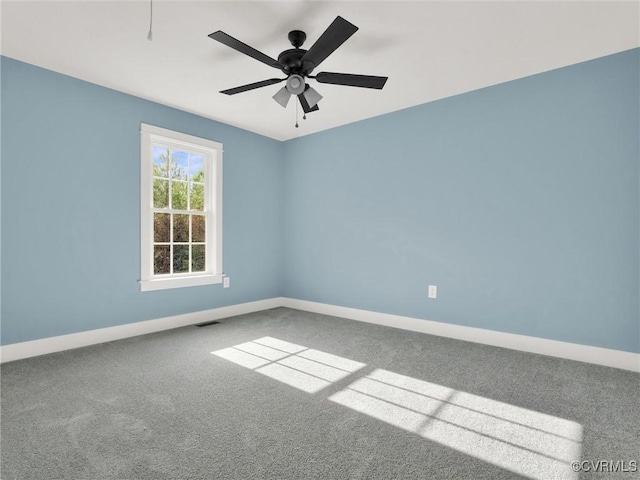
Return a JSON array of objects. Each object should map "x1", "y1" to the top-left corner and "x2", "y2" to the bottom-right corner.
[
  {"x1": 223, "y1": 276, "x2": 230, "y2": 288},
  {"x1": 428, "y1": 285, "x2": 437, "y2": 299}
]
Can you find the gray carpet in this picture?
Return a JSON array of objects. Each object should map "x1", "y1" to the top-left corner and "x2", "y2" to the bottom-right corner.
[{"x1": 1, "y1": 307, "x2": 638, "y2": 480}]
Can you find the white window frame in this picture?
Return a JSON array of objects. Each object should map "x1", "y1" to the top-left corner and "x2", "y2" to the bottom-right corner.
[{"x1": 140, "y1": 124, "x2": 223, "y2": 292}]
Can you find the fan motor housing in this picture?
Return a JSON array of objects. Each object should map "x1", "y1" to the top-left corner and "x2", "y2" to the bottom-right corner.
[{"x1": 277, "y1": 48, "x2": 308, "y2": 75}]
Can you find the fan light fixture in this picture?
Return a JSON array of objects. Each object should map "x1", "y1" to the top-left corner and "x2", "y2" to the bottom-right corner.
[
  {"x1": 303, "y1": 86, "x2": 322, "y2": 108},
  {"x1": 273, "y1": 75, "x2": 322, "y2": 109},
  {"x1": 287, "y1": 75, "x2": 305, "y2": 95},
  {"x1": 272, "y1": 75, "x2": 305, "y2": 108},
  {"x1": 272, "y1": 86, "x2": 291, "y2": 108}
]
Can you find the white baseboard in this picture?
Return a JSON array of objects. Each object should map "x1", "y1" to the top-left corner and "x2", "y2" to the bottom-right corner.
[
  {"x1": 0, "y1": 297, "x2": 284, "y2": 364},
  {"x1": 2, "y1": 296, "x2": 638, "y2": 372},
  {"x1": 282, "y1": 298, "x2": 640, "y2": 373}
]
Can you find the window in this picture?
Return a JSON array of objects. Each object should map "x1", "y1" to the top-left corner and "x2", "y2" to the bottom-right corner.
[{"x1": 140, "y1": 124, "x2": 223, "y2": 291}]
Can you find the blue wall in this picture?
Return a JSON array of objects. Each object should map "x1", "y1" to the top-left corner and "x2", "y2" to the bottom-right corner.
[
  {"x1": 1, "y1": 57, "x2": 284, "y2": 345},
  {"x1": 283, "y1": 49, "x2": 639, "y2": 353},
  {"x1": 2, "y1": 49, "x2": 638, "y2": 353}
]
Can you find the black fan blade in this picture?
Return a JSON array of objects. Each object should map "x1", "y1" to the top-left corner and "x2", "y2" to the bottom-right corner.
[
  {"x1": 300, "y1": 16, "x2": 358, "y2": 72},
  {"x1": 315, "y1": 72, "x2": 388, "y2": 89},
  {"x1": 220, "y1": 78, "x2": 285, "y2": 95},
  {"x1": 298, "y1": 94, "x2": 319, "y2": 114},
  {"x1": 209, "y1": 31, "x2": 283, "y2": 69}
]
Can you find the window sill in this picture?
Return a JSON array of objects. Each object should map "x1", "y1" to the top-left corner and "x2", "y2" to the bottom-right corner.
[{"x1": 140, "y1": 274, "x2": 223, "y2": 292}]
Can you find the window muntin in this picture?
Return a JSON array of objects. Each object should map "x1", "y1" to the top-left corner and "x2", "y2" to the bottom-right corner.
[{"x1": 152, "y1": 147, "x2": 207, "y2": 275}]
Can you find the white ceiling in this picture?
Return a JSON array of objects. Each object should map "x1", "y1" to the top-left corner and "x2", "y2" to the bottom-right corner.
[{"x1": 2, "y1": 1, "x2": 639, "y2": 141}]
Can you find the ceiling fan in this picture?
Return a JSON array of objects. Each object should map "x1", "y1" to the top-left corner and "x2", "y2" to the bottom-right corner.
[{"x1": 208, "y1": 16, "x2": 388, "y2": 117}]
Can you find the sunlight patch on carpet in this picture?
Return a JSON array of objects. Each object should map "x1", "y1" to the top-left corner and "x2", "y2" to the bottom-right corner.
[
  {"x1": 211, "y1": 337, "x2": 366, "y2": 393},
  {"x1": 329, "y1": 369, "x2": 583, "y2": 480}
]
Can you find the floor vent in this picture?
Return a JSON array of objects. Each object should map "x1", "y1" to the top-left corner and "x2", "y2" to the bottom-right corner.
[{"x1": 195, "y1": 320, "x2": 221, "y2": 327}]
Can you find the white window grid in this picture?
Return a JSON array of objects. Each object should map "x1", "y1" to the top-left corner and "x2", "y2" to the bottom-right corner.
[{"x1": 140, "y1": 123, "x2": 223, "y2": 291}]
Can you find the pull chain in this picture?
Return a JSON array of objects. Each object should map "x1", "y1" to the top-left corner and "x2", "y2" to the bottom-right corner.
[
  {"x1": 295, "y1": 100, "x2": 299, "y2": 128},
  {"x1": 147, "y1": 0, "x2": 153, "y2": 41}
]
